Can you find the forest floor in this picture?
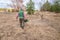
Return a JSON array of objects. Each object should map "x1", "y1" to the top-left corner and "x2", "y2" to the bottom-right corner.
[{"x1": 0, "y1": 11, "x2": 60, "y2": 40}]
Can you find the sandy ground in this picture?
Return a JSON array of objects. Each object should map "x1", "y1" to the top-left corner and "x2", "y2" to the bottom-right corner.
[{"x1": 0, "y1": 12, "x2": 60, "y2": 40}]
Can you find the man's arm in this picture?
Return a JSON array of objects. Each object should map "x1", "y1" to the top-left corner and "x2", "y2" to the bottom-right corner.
[{"x1": 16, "y1": 13, "x2": 19, "y2": 19}]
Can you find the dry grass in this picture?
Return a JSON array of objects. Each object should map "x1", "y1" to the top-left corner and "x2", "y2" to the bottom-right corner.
[{"x1": 0, "y1": 12, "x2": 60, "y2": 40}]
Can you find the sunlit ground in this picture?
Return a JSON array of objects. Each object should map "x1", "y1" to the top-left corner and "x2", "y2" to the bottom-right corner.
[{"x1": 0, "y1": 11, "x2": 60, "y2": 40}]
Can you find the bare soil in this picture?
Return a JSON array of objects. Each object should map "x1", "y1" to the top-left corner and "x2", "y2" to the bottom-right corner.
[{"x1": 0, "y1": 11, "x2": 60, "y2": 40}]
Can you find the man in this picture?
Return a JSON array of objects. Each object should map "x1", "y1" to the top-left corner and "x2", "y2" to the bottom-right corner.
[{"x1": 16, "y1": 9, "x2": 24, "y2": 29}]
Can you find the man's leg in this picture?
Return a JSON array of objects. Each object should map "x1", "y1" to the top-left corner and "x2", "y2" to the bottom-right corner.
[
  {"x1": 21, "y1": 18, "x2": 24, "y2": 29},
  {"x1": 19, "y1": 18, "x2": 22, "y2": 27}
]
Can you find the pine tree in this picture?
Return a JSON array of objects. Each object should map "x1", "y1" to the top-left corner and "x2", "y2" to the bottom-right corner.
[
  {"x1": 50, "y1": 0, "x2": 60, "y2": 13},
  {"x1": 26, "y1": 0, "x2": 35, "y2": 14},
  {"x1": 41, "y1": 0, "x2": 51, "y2": 11}
]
